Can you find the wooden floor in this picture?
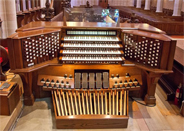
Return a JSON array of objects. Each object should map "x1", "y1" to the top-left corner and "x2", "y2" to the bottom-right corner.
[{"x1": 13, "y1": 84, "x2": 184, "y2": 131}]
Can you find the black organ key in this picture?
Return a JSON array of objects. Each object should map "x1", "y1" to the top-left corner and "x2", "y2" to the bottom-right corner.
[
  {"x1": 103, "y1": 72, "x2": 109, "y2": 89},
  {"x1": 82, "y1": 73, "x2": 88, "y2": 89},
  {"x1": 96, "y1": 73, "x2": 102, "y2": 89},
  {"x1": 75, "y1": 73, "x2": 81, "y2": 89},
  {"x1": 89, "y1": 73, "x2": 95, "y2": 89}
]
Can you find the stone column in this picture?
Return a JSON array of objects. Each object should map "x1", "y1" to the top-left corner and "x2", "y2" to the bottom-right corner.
[
  {"x1": 0, "y1": 0, "x2": 17, "y2": 38},
  {"x1": 156, "y1": 0, "x2": 164, "y2": 12},
  {"x1": 136, "y1": 0, "x2": 142, "y2": 8},
  {"x1": 173, "y1": 0, "x2": 183, "y2": 16},
  {"x1": 144, "y1": 0, "x2": 151, "y2": 10}
]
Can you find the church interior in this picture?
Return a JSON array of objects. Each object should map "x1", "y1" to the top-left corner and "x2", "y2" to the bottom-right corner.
[{"x1": 0, "y1": 0, "x2": 184, "y2": 130}]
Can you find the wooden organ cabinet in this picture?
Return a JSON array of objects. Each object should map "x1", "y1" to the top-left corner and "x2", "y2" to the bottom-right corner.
[{"x1": 8, "y1": 22, "x2": 176, "y2": 129}]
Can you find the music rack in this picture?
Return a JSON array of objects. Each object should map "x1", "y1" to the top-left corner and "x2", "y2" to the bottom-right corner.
[
  {"x1": 7, "y1": 21, "x2": 176, "y2": 129},
  {"x1": 66, "y1": 30, "x2": 117, "y2": 36}
]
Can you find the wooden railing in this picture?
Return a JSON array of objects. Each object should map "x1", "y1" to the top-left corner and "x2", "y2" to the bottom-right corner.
[{"x1": 16, "y1": 0, "x2": 42, "y2": 28}]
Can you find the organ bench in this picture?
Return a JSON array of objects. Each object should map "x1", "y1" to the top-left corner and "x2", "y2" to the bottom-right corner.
[{"x1": 7, "y1": 21, "x2": 176, "y2": 129}]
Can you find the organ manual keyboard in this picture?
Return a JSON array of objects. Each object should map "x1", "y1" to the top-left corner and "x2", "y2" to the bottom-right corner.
[{"x1": 7, "y1": 21, "x2": 176, "y2": 129}]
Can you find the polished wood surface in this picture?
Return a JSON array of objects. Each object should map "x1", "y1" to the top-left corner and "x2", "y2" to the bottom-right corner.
[
  {"x1": 0, "y1": 82, "x2": 17, "y2": 94},
  {"x1": 16, "y1": 21, "x2": 64, "y2": 31},
  {"x1": 174, "y1": 40, "x2": 184, "y2": 66},
  {"x1": 0, "y1": 82, "x2": 20, "y2": 115},
  {"x1": 16, "y1": 21, "x2": 166, "y2": 34},
  {"x1": 13, "y1": 29, "x2": 60, "y2": 39},
  {"x1": 120, "y1": 23, "x2": 165, "y2": 34},
  {"x1": 122, "y1": 30, "x2": 170, "y2": 41}
]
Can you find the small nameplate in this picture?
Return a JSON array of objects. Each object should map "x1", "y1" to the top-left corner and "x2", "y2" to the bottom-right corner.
[{"x1": 28, "y1": 63, "x2": 34, "y2": 67}]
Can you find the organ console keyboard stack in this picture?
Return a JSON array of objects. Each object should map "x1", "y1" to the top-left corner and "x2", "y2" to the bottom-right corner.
[
  {"x1": 59, "y1": 29, "x2": 125, "y2": 64},
  {"x1": 7, "y1": 21, "x2": 176, "y2": 129}
]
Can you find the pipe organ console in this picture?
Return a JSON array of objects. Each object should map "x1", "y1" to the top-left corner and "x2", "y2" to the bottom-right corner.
[{"x1": 7, "y1": 22, "x2": 176, "y2": 129}]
